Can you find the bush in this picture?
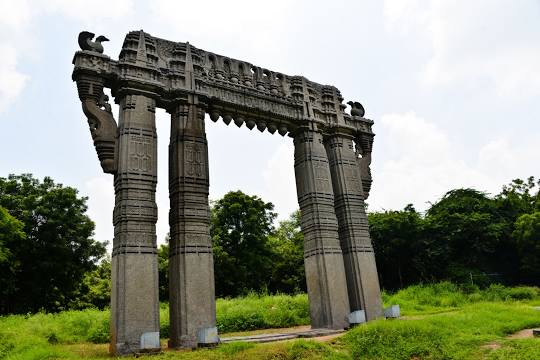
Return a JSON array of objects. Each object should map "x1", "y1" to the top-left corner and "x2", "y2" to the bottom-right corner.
[
  {"x1": 216, "y1": 293, "x2": 309, "y2": 333},
  {"x1": 344, "y1": 320, "x2": 448, "y2": 360}
]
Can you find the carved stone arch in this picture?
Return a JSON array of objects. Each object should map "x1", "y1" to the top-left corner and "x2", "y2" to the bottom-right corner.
[{"x1": 72, "y1": 30, "x2": 383, "y2": 356}]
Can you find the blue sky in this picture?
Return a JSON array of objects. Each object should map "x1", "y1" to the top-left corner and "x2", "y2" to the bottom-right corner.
[{"x1": 1, "y1": 0, "x2": 539, "y2": 245}]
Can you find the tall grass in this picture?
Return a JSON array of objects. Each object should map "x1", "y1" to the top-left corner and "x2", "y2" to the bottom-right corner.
[
  {"x1": 383, "y1": 281, "x2": 540, "y2": 314},
  {"x1": 159, "y1": 293, "x2": 309, "y2": 338},
  {"x1": 342, "y1": 302, "x2": 540, "y2": 359},
  {"x1": 0, "y1": 309, "x2": 108, "y2": 360},
  {"x1": 1, "y1": 283, "x2": 538, "y2": 360}
]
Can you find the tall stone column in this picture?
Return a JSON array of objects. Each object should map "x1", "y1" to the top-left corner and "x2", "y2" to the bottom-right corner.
[
  {"x1": 325, "y1": 134, "x2": 383, "y2": 321},
  {"x1": 110, "y1": 94, "x2": 160, "y2": 354},
  {"x1": 293, "y1": 127, "x2": 350, "y2": 329},
  {"x1": 168, "y1": 99, "x2": 218, "y2": 348}
]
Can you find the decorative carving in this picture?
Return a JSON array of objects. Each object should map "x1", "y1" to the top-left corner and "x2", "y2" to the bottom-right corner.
[
  {"x1": 355, "y1": 133, "x2": 374, "y2": 199},
  {"x1": 348, "y1": 101, "x2": 365, "y2": 118},
  {"x1": 81, "y1": 90, "x2": 118, "y2": 174},
  {"x1": 185, "y1": 143, "x2": 204, "y2": 177},
  {"x1": 128, "y1": 135, "x2": 152, "y2": 172},
  {"x1": 72, "y1": 30, "x2": 383, "y2": 354},
  {"x1": 78, "y1": 31, "x2": 109, "y2": 54}
]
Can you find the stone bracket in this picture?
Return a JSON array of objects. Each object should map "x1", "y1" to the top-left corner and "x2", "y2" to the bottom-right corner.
[{"x1": 74, "y1": 72, "x2": 118, "y2": 174}]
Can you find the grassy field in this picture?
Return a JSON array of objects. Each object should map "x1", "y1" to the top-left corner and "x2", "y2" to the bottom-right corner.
[{"x1": 1, "y1": 283, "x2": 539, "y2": 359}]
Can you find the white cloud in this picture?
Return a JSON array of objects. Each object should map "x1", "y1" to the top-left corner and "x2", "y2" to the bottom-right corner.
[
  {"x1": 384, "y1": 0, "x2": 540, "y2": 100},
  {"x1": 261, "y1": 142, "x2": 297, "y2": 221},
  {"x1": 147, "y1": 0, "x2": 296, "y2": 68},
  {"x1": 0, "y1": 44, "x2": 28, "y2": 113},
  {"x1": 0, "y1": 0, "x2": 135, "y2": 114},
  {"x1": 369, "y1": 111, "x2": 540, "y2": 212},
  {"x1": 84, "y1": 176, "x2": 114, "y2": 244},
  {"x1": 0, "y1": 0, "x2": 32, "y2": 112},
  {"x1": 0, "y1": 0, "x2": 32, "y2": 31},
  {"x1": 45, "y1": 0, "x2": 135, "y2": 22}
]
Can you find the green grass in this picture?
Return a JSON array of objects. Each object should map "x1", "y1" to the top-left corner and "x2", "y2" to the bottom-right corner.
[
  {"x1": 1, "y1": 284, "x2": 539, "y2": 359},
  {"x1": 342, "y1": 302, "x2": 540, "y2": 359},
  {"x1": 160, "y1": 293, "x2": 309, "y2": 338},
  {"x1": 382, "y1": 281, "x2": 540, "y2": 315},
  {"x1": 485, "y1": 339, "x2": 540, "y2": 360}
]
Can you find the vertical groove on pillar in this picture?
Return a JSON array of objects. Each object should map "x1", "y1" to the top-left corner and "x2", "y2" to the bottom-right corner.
[
  {"x1": 325, "y1": 135, "x2": 383, "y2": 321},
  {"x1": 293, "y1": 128, "x2": 350, "y2": 329},
  {"x1": 169, "y1": 101, "x2": 217, "y2": 348},
  {"x1": 110, "y1": 94, "x2": 160, "y2": 354}
]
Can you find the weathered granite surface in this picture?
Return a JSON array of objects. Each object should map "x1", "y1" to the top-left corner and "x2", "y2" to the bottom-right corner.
[{"x1": 72, "y1": 30, "x2": 383, "y2": 355}]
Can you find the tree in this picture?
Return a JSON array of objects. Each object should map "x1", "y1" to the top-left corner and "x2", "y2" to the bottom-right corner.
[
  {"x1": 425, "y1": 189, "x2": 507, "y2": 284},
  {"x1": 0, "y1": 174, "x2": 107, "y2": 314},
  {"x1": 369, "y1": 205, "x2": 436, "y2": 290},
  {"x1": 267, "y1": 210, "x2": 306, "y2": 293},
  {"x1": 496, "y1": 177, "x2": 540, "y2": 218},
  {"x1": 211, "y1": 191, "x2": 276, "y2": 297},
  {"x1": 512, "y1": 212, "x2": 540, "y2": 284},
  {"x1": 493, "y1": 177, "x2": 540, "y2": 283},
  {"x1": 158, "y1": 243, "x2": 169, "y2": 301},
  {"x1": 0, "y1": 206, "x2": 26, "y2": 314},
  {"x1": 72, "y1": 258, "x2": 111, "y2": 310}
]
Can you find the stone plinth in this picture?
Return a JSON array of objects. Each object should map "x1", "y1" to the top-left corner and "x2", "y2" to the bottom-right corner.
[
  {"x1": 110, "y1": 94, "x2": 160, "y2": 354},
  {"x1": 168, "y1": 100, "x2": 218, "y2": 348},
  {"x1": 293, "y1": 128, "x2": 350, "y2": 329}
]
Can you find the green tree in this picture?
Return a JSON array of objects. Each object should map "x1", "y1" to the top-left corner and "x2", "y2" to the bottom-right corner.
[
  {"x1": 0, "y1": 174, "x2": 107, "y2": 314},
  {"x1": 425, "y1": 188, "x2": 507, "y2": 284},
  {"x1": 211, "y1": 191, "x2": 276, "y2": 297},
  {"x1": 0, "y1": 206, "x2": 26, "y2": 314},
  {"x1": 158, "y1": 243, "x2": 169, "y2": 301},
  {"x1": 494, "y1": 177, "x2": 540, "y2": 283},
  {"x1": 72, "y1": 258, "x2": 111, "y2": 309},
  {"x1": 497, "y1": 177, "x2": 540, "y2": 218},
  {"x1": 369, "y1": 205, "x2": 437, "y2": 290},
  {"x1": 512, "y1": 211, "x2": 540, "y2": 283},
  {"x1": 267, "y1": 210, "x2": 306, "y2": 293}
]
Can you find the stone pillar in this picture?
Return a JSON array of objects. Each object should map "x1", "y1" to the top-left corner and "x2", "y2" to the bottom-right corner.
[
  {"x1": 168, "y1": 99, "x2": 218, "y2": 348},
  {"x1": 110, "y1": 94, "x2": 160, "y2": 354},
  {"x1": 293, "y1": 127, "x2": 350, "y2": 329},
  {"x1": 325, "y1": 134, "x2": 383, "y2": 321}
]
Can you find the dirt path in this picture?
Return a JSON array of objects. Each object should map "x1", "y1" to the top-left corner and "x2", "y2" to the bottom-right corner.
[
  {"x1": 507, "y1": 328, "x2": 536, "y2": 339},
  {"x1": 481, "y1": 327, "x2": 539, "y2": 351}
]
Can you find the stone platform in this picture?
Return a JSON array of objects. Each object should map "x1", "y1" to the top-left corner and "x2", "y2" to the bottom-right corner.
[{"x1": 221, "y1": 328, "x2": 345, "y2": 344}]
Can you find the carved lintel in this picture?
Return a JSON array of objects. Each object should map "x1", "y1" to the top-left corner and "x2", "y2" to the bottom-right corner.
[{"x1": 76, "y1": 76, "x2": 118, "y2": 174}]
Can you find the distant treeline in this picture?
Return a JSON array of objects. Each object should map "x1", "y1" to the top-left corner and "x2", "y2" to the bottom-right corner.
[
  {"x1": 370, "y1": 178, "x2": 540, "y2": 290},
  {"x1": 1, "y1": 174, "x2": 538, "y2": 314}
]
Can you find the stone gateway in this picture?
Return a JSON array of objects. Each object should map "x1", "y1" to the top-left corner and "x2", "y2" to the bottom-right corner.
[{"x1": 72, "y1": 30, "x2": 383, "y2": 355}]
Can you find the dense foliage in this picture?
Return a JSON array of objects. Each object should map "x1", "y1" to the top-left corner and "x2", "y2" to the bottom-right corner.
[
  {"x1": 370, "y1": 177, "x2": 540, "y2": 290},
  {"x1": 156, "y1": 194, "x2": 305, "y2": 300},
  {"x1": 0, "y1": 174, "x2": 106, "y2": 314},
  {"x1": 210, "y1": 193, "x2": 305, "y2": 297},
  {"x1": 1, "y1": 173, "x2": 538, "y2": 315},
  {"x1": 211, "y1": 191, "x2": 277, "y2": 296}
]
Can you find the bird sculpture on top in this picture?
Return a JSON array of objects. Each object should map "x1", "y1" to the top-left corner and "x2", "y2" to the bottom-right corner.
[
  {"x1": 78, "y1": 31, "x2": 109, "y2": 54},
  {"x1": 347, "y1": 101, "x2": 365, "y2": 118}
]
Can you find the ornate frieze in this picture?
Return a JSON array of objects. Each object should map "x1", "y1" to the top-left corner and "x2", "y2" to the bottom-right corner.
[{"x1": 73, "y1": 30, "x2": 377, "y2": 138}]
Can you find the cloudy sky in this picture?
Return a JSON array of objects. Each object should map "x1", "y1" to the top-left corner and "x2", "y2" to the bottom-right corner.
[{"x1": 1, "y1": 0, "x2": 539, "y2": 245}]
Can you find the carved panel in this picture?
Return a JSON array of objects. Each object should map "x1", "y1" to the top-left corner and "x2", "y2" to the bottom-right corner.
[
  {"x1": 184, "y1": 142, "x2": 204, "y2": 178},
  {"x1": 129, "y1": 135, "x2": 152, "y2": 172},
  {"x1": 314, "y1": 162, "x2": 332, "y2": 193}
]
